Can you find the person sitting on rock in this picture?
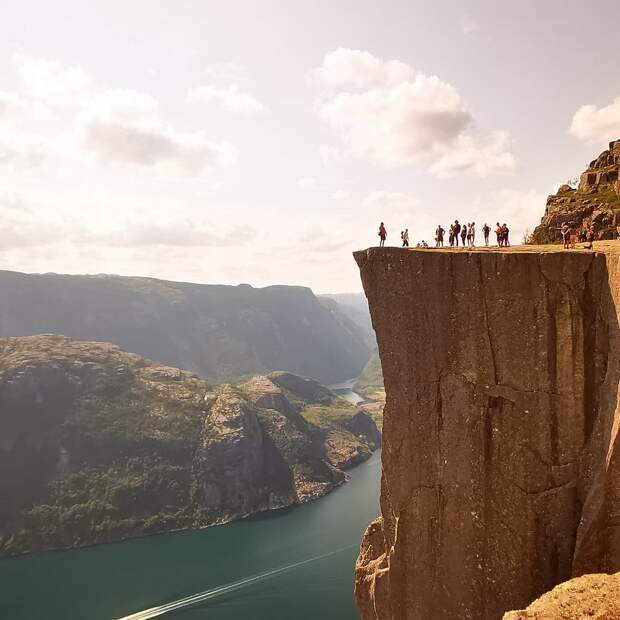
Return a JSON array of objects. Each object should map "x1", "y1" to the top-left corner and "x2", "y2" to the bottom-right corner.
[
  {"x1": 378, "y1": 222, "x2": 387, "y2": 247},
  {"x1": 421, "y1": 240, "x2": 429, "y2": 248}
]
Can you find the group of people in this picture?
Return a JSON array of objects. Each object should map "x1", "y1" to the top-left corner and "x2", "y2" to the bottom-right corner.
[
  {"x1": 378, "y1": 220, "x2": 511, "y2": 249},
  {"x1": 560, "y1": 222, "x2": 596, "y2": 249}
]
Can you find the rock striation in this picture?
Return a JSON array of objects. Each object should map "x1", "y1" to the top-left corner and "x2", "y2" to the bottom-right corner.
[
  {"x1": 0, "y1": 335, "x2": 379, "y2": 557},
  {"x1": 532, "y1": 140, "x2": 620, "y2": 242},
  {"x1": 354, "y1": 245, "x2": 620, "y2": 620}
]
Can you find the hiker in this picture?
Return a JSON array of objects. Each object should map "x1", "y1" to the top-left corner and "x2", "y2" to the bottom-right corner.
[
  {"x1": 448, "y1": 223, "x2": 455, "y2": 246},
  {"x1": 560, "y1": 222, "x2": 570, "y2": 249},
  {"x1": 468, "y1": 222, "x2": 476, "y2": 247},
  {"x1": 378, "y1": 222, "x2": 387, "y2": 247},
  {"x1": 502, "y1": 223, "x2": 510, "y2": 247},
  {"x1": 421, "y1": 240, "x2": 429, "y2": 248},
  {"x1": 402, "y1": 228, "x2": 409, "y2": 247},
  {"x1": 436, "y1": 224, "x2": 445, "y2": 247},
  {"x1": 569, "y1": 224, "x2": 577, "y2": 249},
  {"x1": 482, "y1": 223, "x2": 490, "y2": 246},
  {"x1": 454, "y1": 220, "x2": 461, "y2": 246},
  {"x1": 495, "y1": 222, "x2": 503, "y2": 247},
  {"x1": 460, "y1": 222, "x2": 467, "y2": 247},
  {"x1": 585, "y1": 226, "x2": 595, "y2": 250}
]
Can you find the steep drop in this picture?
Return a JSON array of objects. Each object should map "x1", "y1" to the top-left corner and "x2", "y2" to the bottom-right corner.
[{"x1": 354, "y1": 245, "x2": 620, "y2": 620}]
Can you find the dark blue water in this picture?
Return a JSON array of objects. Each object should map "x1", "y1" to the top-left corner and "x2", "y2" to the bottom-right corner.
[{"x1": 1, "y1": 450, "x2": 381, "y2": 620}]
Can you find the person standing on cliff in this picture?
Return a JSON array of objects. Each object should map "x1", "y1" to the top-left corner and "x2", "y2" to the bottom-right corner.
[
  {"x1": 402, "y1": 228, "x2": 409, "y2": 247},
  {"x1": 460, "y1": 222, "x2": 467, "y2": 247},
  {"x1": 495, "y1": 222, "x2": 503, "y2": 247},
  {"x1": 483, "y1": 223, "x2": 490, "y2": 246},
  {"x1": 378, "y1": 222, "x2": 387, "y2": 247},
  {"x1": 502, "y1": 223, "x2": 510, "y2": 247},
  {"x1": 454, "y1": 220, "x2": 461, "y2": 246},
  {"x1": 468, "y1": 222, "x2": 476, "y2": 247},
  {"x1": 436, "y1": 224, "x2": 445, "y2": 247}
]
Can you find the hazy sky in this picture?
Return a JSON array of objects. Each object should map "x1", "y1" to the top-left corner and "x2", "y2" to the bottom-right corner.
[{"x1": 1, "y1": 0, "x2": 620, "y2": 293}]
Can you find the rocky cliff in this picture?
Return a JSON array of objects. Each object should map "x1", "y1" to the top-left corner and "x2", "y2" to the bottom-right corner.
[
  {"x1": 0, "y1": 270, "x2": 371, "y2": 385},
  {"x1": 503, "y1": 571, "x2": 620, "y2": 619},
  {"x1": 0, "y1": 335, "x2": 379, "y2": 557},
  {"x1": 354, "y1": 245, "x2": 620, "y2": 620},
  {"x1": 532, "y1": 140, "x2": 620, "y2": 243}
]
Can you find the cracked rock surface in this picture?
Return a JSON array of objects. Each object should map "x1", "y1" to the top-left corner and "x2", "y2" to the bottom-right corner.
[{"x1": 354, "y1": 245, "x2": 620, "y2": 620}]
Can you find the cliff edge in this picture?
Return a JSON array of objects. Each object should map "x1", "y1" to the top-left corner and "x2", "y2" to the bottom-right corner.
[{"x1": 354, "y1": 243, "x2": 620, "y2": 619}]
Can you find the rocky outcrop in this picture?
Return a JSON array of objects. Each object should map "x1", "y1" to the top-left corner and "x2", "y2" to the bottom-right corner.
[
  {"x1": 0, "y1": 270, "x2": 371, "y2": 385},
  {"x1": 354, "y1": 245, "x2": 620, "y2": 620},
  {"x1": 0, "y1": 335, "x2": 379, "y2": 557},
  {"x1": 532, "y1": 140, "x2": 620, "y2": 243},
  {"x1": 504, "y1": 572, "x2": 620, "y2": 619}
]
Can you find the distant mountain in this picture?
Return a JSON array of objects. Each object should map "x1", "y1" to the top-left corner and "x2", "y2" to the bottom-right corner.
[
  {"x1": 0, "y1": 335, "x2": 380, "y2": 557},
  {"x1": 320, "y1": 292, "x2": 375, "y2": 348},
  {"x1": 0, "y1": 271, "x2": 371, "y2": 384}
]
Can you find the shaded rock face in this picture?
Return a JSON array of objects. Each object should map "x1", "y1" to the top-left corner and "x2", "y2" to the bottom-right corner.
[
  {"x1": 504, "y1": 572, "x2": 620, "y2": 619},
  {"x1": 0, "y1": 336, "x2": 380, "y2": 557},
  {"x1": 353, "y1": 247, "x2": 620, "y2": 620},
  {"x1": 0, "y1": 270, "x2": 371, "y2": 385},
  {"x1": 532, "y1": 140, "x2": 620, "y2": 243}
]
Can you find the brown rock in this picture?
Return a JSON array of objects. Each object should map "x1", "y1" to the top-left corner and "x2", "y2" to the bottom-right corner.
[
  {"x1": 503, "y1": 572, "x2": 620, "y2": 619},
  {"x1": 353, "y1": 245, "x2": 620, "y2": 620},
  {"x1": 532, "y1": 140, "x2": 620, "y2": 243}
]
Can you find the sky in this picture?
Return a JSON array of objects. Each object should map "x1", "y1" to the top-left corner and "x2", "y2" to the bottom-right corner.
[{"x1": 1, "y1": 0, "x2": 620, "y2": 293}]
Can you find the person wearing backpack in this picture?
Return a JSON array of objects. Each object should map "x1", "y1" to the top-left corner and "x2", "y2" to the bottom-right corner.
[
  {"x1": 378, "y1": 222, "x2": 387, "y2": 247},
  {"x1": 482, "y1": 223, "x2": 490, "y2": 246}
]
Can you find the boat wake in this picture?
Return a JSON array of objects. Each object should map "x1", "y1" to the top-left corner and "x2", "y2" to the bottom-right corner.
[{"x1": 115, "y1": 544, "x2": 357, "y2": 620}]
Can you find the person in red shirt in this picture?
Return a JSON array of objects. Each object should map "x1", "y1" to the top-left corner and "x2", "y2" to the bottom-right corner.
[{"x1": 378, "y1": 222, "x2": 387, "y2": 247}]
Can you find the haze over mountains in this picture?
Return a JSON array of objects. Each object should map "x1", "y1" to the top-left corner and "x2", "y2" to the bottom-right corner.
[{"x1": 0, "y1": 270, "x2": 372, "y2": 385}]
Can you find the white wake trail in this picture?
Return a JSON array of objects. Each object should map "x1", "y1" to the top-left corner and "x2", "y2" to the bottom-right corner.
[{"x1": 115, "y1": 545, "x2": 356, "y2": 620}]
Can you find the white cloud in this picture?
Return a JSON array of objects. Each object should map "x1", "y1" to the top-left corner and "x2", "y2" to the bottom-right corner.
[
  {"x1": 310, "y1": 48, "x2": 413, "y2": 88},
  {"x1": 570, "y1": 96, "x2": 620, "y2": 142},
  {"x1": 0, "y1": 91, "x2": 27, "y2": 118},
  {"x1": 461, "y1": 19, "x2": 478, "y2": 35},
  {"x1": 362, "y1": 191, "x2": 419, "y2": 211},
  {"x1": 188, "y1": 83, "x2": 265, "y2": 116},
  {"x1": 429, "y1": 131, "x2": 516, "y2": 177},
  {"x1": 471, "y1": 188, "x2": 546, "y2": 242},
  {"x1": 13, "y1": 54, "x2": 92, "y2": 106},
  {"x1": 204, "y1": 62, "x2": 247, "y2": 83},
  {"x1": 331, "y1": 190, "x2": 351, "y2": 201},
  {"x1": 79, "y1": 89, "x2": 236, "y2": 174},
  {"x1": 0, "y1": 136, "x2": 46, "y2": 168},
  {"x1": 108, "y1": 220, "x2": 257, "y2": 247},
  {"x1": 298, "y1": 177, "x2": 318, "y2": 191},
  {"x1": 313, "y1": 49, "x2": 515, "y2": 177}
]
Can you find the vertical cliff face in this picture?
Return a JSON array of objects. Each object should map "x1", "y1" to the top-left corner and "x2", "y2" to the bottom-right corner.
[{"x1": 354, "y1": 245, "x2": 620, "y2": 620}]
